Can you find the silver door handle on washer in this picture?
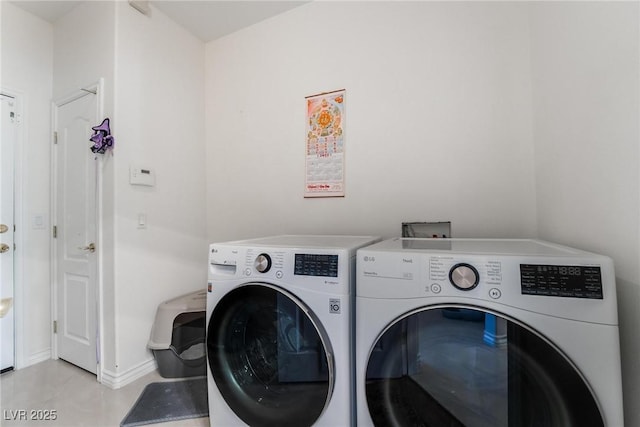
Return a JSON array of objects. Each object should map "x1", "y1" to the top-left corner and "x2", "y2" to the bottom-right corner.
[{"x1": 79, "y1": 243, "x2": 96, "y2": 253}]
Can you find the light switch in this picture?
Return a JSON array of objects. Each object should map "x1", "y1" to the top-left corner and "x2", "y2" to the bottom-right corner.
[
  {"x1": 137, "y1": 213, "x2": 147, "y2": 229},
  {"x1": 33, "y1": 214, "x2": 45, "y2": 230}
]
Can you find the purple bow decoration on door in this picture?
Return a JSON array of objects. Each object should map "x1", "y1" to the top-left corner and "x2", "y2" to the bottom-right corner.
[{"x1": 90, "y1": 118, "x2": 114, "y2": 154}]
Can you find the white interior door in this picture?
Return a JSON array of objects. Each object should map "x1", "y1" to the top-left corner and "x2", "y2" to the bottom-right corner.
[
  {"x1": 0, "y1": 94, "x2": 16, "y2": 372},
  {"x1": 54, "y1": 91, "x2": 98, "y2": 374}
]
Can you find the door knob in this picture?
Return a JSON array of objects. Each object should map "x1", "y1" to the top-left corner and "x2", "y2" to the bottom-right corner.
[
  {"x1": 79, "y1": 243, "x2": 96, "y2": 253},
  {"x1": 0, "y1": 243, "x2": 9, "y2": 253},
  {"x1": 0, "y1": 298, "x2": 13, "y2": 318},
  {"x1": 0, "y1": 224, "x2": 8, "y2": 233}
]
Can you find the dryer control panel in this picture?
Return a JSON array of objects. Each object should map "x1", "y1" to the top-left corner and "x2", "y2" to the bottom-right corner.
[
  {"x1": 356, "y1": 238, "x2": 617, "y2": 325},
  {"x1": 520, "y1": 264, "x2": 603, "y2": 299}
]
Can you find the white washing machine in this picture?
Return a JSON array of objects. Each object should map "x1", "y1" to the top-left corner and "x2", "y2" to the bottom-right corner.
[
  {"x1": 356, "y1": 238, "x2": 623, "y2": 427},
  {"x1": 206, "y1": 235, "x2": 380, "y2": 427}
]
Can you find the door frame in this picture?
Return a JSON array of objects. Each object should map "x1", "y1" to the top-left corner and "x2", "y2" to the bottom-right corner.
[
  {"x1": 0, "y1": 88, "x2": 24, "y2": 369},
  {"x1": 51, "y1": 79, "x2": 105, "y2": 382}
]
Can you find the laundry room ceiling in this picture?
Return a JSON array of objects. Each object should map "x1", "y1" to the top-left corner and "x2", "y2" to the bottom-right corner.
[{"x1": 10, "y1": 1, "x2": 309, "y2": 42}]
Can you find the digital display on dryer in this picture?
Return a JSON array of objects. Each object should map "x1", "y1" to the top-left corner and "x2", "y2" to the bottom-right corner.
[
  {"x1": 294, "y1": 254, "x2": 339, "y2": 277},
  {"x1": 520, "y1": 264, "x2": 603, "y2": 299}
]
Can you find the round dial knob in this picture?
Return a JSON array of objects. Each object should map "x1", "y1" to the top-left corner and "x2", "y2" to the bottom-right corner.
[
  {"x1": 449, "y1": 263, "x2": 479, "y2": 291},
  {"x1": 254, "y1": 253, "x2": 272, "y2": 273}
]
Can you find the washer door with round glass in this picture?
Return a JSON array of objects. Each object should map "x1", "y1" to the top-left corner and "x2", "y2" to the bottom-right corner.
[
  {"x1": 207, "y1": 284, "x2": 334, "y2": 427},
  {"x1": 365, "y1": 306, "x2": 603, "y2": 427}
]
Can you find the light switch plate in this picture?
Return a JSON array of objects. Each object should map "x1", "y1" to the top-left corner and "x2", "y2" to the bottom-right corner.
[{"x1": 137, "y1": 213, "x2": 147, "y2": 229}]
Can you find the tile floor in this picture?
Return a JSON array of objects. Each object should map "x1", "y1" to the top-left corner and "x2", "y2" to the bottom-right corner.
[{"x1": 0, "y1": 359, "x2": 209, "y2": 427}]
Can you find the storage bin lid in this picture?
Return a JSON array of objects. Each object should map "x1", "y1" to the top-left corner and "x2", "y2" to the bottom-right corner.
[{"x1": 148, "y1": 289, "x2": 206, "y2": 350}]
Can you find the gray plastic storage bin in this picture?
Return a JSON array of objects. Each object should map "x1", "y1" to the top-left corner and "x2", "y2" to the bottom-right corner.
[{"x1": 148, "y1": 290, "x2": 206, "y2": 378}]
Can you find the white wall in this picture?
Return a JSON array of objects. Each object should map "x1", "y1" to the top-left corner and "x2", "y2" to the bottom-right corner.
[
  {"x1": 52, "y1": 3, "x2": 115, "y2": 102},
  {"x1": 530, "y1": 3, "x2": 640, "y2": 425},
  {"x1": 205, "y1": 1, "x2": 537, "y2": 242},
  {"x1": 49, "y1": 2, "x2": 208, "y2": 384},
  {"x1": 1, "y1": 2, "x2": 54, "y2": 367},
  {"x1": 113, "y1": 3, "x2": 207, "y2": 378}
]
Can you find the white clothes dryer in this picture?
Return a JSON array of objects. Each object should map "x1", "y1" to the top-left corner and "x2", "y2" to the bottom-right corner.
[
  {"x1": 206, "y1": 235, "x2": 380, "y2": 427},
  {"x1": 356, "y1": 238, "x2": 623, "y2": 427}
]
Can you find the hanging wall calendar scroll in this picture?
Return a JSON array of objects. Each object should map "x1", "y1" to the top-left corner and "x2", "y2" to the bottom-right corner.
[{"x1": 305, "y1": 89, "x2": 345, "y2": 198}]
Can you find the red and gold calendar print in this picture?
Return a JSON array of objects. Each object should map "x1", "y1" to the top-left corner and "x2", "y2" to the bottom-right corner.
[{"x1": 305, "y1": 89, "x2": 345, "y2": 198}]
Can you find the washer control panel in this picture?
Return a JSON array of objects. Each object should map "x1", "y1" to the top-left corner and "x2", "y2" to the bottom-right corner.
[
  {"x1": 210, "y1": 245, "x2": 345, "y2": 283},
  {"x1": 248, "y1": 252, "x2": 339, "y2": 277},
  {"x1": 254, "y1": 253, "x2": 272, "y2": 273},
  {"x1": 294, "y1": 254, "x2": 339, "y2": 277}
]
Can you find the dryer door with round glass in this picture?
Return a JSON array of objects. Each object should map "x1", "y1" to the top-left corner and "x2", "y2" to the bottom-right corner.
[
  {"x1": 207, "y1": 284, "x2": 334, "y2": 427},
  {"x1": 365, "y1": 306, "x2": 603, "y2": 427}
]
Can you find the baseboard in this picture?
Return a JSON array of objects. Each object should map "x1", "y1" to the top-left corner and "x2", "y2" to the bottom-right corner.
[
  {"x1": 26, "y1": 349, "x2": 51, "y2": 367},
  {"x1": 12, "y1": 348, "x2": 50, "y2": 370},
  {"x1": 101, "y1": 358, "x2": 157, "y2": 389}
]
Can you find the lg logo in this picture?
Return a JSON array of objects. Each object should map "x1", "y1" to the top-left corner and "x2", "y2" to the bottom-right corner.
[{"x1": 363, "y1": 256, "x2": 376, "y2": 262}]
